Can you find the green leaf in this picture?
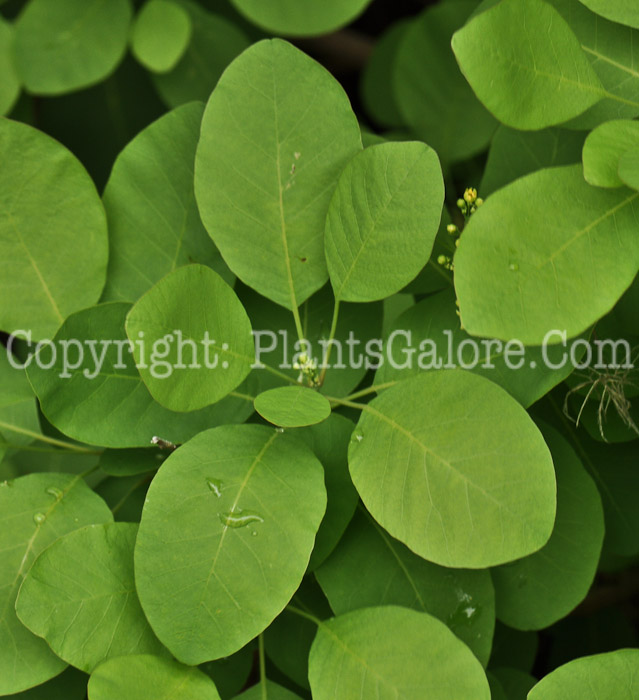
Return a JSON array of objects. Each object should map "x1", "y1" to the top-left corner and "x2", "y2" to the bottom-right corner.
[
  {"x1": 27, "y1": 302, "x2": 254, "y2": 447},
  {"x1": 546, "y1": 0, "x2": 639, "y2": 129},
  {"x1": 490, "y1": 622, "x2": 539, "y2": 671},
  {"x1": 481, "y1": 126, "x2": 586, "y2": 196},
  {"x1": 200, "y1": 643, "x2": 255, "y2": 699},
  {"x1": 0, "y1": 472, "x2": 112, "y2": 695},
  {"x1": 315, "y1": 508, "x2": 495, "y2": 666},
  {"x1": 528, "y1": 649, "x2": 639, "y2": 699},
  {"x1": 102, "y1": 102, "x2": 233, "y2": 302},
  {"x1": 0, "y1": 18, "x2": 20, "y2": 115},
  {"x1": 88, "y1": 655, "x2": 221, "y2": 700},
  {"x1": 0, "y1": 346, "x2": 40, "y2": 449},
  {"x1": 308, "y1": 606, "x2": 491, "y2": 699},
  {"x1": 376, "y1": 289, "x2": 579, "y2": 408},
  {"x1": 233, "y1": 681, "x2": 302, "y2": 700},
  {"x1": 131, "y1": 0, "x2": 192, "y2": 74},
  {"x1": 126, "y1": 265, "x2": 255, "y2": 412},
  {"x1": 454, "y1": 165, "x2": 639, "y2": 345},
  {"x1": 254, "y1": 387, "x2": 331, "y2": 428},
  {"x1": 299, "y1": 414, "x2": 359, "y2": 570},
  {"x1": 324, "y1": 142, "x2": 444, "y2": 303},
  {"x1": 151, "y1": 0, "x2": 249, "y2": 108},
  {"x1": 16, "y1": 522, "x2": 166, "y2": 672},
  {"x1": 576, "y1": 0, "x2": 639, "y2": 29},
  {"x1": 194, "y1": 39, "x2": 362, "y2": 310},
  {"x1": 134, "y1": 425, "x2": 327, "y2": 663},
  {"x1": 348, "y1": 372, "x2": 556, "y2": 568},
  {"x1": 0, "y1": 119, "x2": 108, "y2": 339},
  {"x1": 229, "y1": 0, "x2": 372, "y2": 36},
  {"x1": 618, "y1": 147, "x2": 639, "y2": 190},
  {"x1": 394, "y1": 1, "x2": 498, "y2": 163},
  {"x1": 452, "y1": 0, "x2": 604, "y2": 129},
  {"x1": 582, "y1": 119, "x2": 639, "y2": 188},
  {"x1": 491, "y1": 424, "x2": 604, "y2": 630},
  {"x1": 12, "y1": 0, "x2": 132, "y2": 95},
  {"x1": 490, "y1": 667, "x2": 536, "y2": 700}
]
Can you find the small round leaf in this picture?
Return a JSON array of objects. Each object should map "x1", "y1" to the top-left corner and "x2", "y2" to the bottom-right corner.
[
  {"x1": 131, "y1": 0, "x2": 192, "y2": 73},
  {"x1": 254, "y1": 386, "x2": 331, "y2": 428}
]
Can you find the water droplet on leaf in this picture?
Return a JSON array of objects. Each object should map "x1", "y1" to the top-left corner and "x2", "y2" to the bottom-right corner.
[
  {"x1": 45, "y1": 486, "x2": 62, "y2": 499},
  {"x1": 206, "y1": 478, "x2": 223, "y2": 497},
  {"x1": 33, "y1": 512, "x2": 46, "y2": 525},
  {"x1": 509, "y1": 262, "x2": 519, "y2": 271},
  {"x1": 219, "y1": 508, "x2": 264, "y2": 528}
]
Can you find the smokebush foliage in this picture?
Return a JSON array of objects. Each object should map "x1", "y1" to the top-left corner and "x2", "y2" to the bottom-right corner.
[{"x1": 1, "y1": 0, "x2": 638, "y2": 697}]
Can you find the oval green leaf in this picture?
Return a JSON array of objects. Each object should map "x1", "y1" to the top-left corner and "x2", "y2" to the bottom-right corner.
[
  {"x1": 454, "y1": 165, "x2": 639, "y2": 345},
  {"x1": 13, "y1": 0, "x2": 132, "y2": 94},
  {"x1": 88, "y1": 654, "x2": 221, "y2": 700},
  {"x1": 0, "y1": 346, "x2": 40, "y2": 451},
  {"x1": 308, "y1": 606, "x2": 491, "y2": 700},
  {"x1": 135, "y1": 425, "x2": 327, "y2": 663},
  {"x1": 491, "y1": 424, "x2": 604, "y2": 630},
  {"x1": 229, "y1": 0, "x2": 372, "y2": 36},
  {"x1": 325, "y1": 142, "x2": 444, "y2": 302},
  {"x1": 583, "y1": 119, "x2": 639, "y2": 188},
  {"x1": 125, "y1": 265, "x2": 255, "y2": 412},
  {"x1": 16, "y1": 522, "x2": 165, "y2": 672},
  {"x1": 0, "y1": 472, "x2": 112, "y2": 695},
  {"x1": 452, "y1": 0, "x2": 604, "y2": 129},
  {"x1": 528, "y1": 649, "x2": 639, "y2": 699},
  {"x1": 394, "y1": 1, "x2": 498, "y2": 163},
  {"x1": 102, "y1": 103, "x2": 232, "y2": 302},
  {"x1": 131, "y1": 0, "x2": 191, "y2": 74},
  {"x1": 0, "y1": 119, "x2": 108, "y2": 339},
  {"x1": 348, "y1": 372, "x2": 556, "y2": 568},
  {"x1": 194, "y1": 39, "x2": 362, "y2": 310},
  {"x1": 315, "y1": 508, "x2": 496, "y2": 666},
  {"x1": 576, "y1": 0, "x2": 639, "y2": 29},
  {"x1": 28, "y1": 302, "x2": 253, "y2": 447},
  {"x1": 254, "y1": 386, "x2": 331, "y2": 428}
]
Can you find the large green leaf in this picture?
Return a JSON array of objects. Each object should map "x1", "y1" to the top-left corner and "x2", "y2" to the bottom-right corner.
[
  {"x1": 16, "y1": 522, "x2": 165, "y2": 672},
  {"x1": 547, "y1": 0, "x2": 639, "y2": 129},
  {"x1": 481, "y1": 126, "x2": 586, "y2": 196},
  {"x1": 88, "y1": 655, "x2": 221, "y2": 700},
  {"x1": 0, "y1": 119, "x2": 108, "y2": 339},
  {"x1": 300, "y1": 414, "x2": 359, "y2": 570},
  {"x1": 151, "y1": 0, "x2": 249, "y2": 108},
  {"x1": 28, "y1": 302, "x2": 254, "y2": 447},
  {"x1": 582, "y1": 119, "x2": 639, "y2": 188},
  {"x1": 0, "y1": 472, "x2": 112, "y2": 695},
  {"x1": 376, "y1": 289, "x2": 578, "y2": 408},
  {"x1": 102, "y1": 102, "x2": 231, "y2": 303},
  {"x1": 576, "y1": 0, "x2": 639, "y2": 29},
  {"x1": 348, "y1": 372, "x2": 556, "y2": 568},
  {"x1": 229, "y1": 0, "x2": 372, "y2": 36},
  {"x1": 12, "y1": 0, "x2": 132, "y2": 94},
  {"x1": 134, "y1": 425, "x2": 326, "y2": 663},
  {"x1": 194, "y1": 39, "x2": 362, "y2": 310},
  {"x1": 452, "y1": 0, "x2": 604, "y2": 129},
  {"x1": 308, "y1": 606, "x2": 491, "y2": 699},
  {"x1": 315, "y1": 509, "x2": 495, "y2": 666},
  {"x1": 491, "y1": 424, "x2": 604, "y2": 630},
  {"x1": 126, "y1": 265, "x2": 255, "y2": 412},
  {"x1": 454, "y1": 165, "x2": 639, "y2": 345},
  {"x1": 324, "y1": 142, "x2": 444, "y2": 303},
  {"x1": 0, "y1": 346, "x2": 40, "y2": 450},
  {"x1": 131, "y1": 0, "x2": 192, "y2": 74},
  {"x1": 0, "y1": 18, "x2": 19, "y2": 115},
  {"x1": 254, "y1": 386, "x2": 331, "y2": 428},
  {"x1": 528, "y1": 649, "x2": 639, "y2": 698},
  {"x1": 394, "y1": 1, "x2": 498, "y2": 163}
]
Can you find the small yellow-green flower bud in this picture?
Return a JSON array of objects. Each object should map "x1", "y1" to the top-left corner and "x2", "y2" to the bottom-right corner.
[
  {"x1": 455, "y1": 238, "x2": 460, "y2": 247},
  {"x1": 456, "y1": 198, "x2": 465, "y2": 209},
  {"x1": 437, "y1": 254, "x2": 449, "y2": 266},
  {"x1": 475, "y1": 198, "x2": 484, "y2": 207},
  {"x1": 463, "y1": 187, "x2": 477, "y2": 204},
  {"x1": 446, "y1": 224, "x2": 458, "y2": 235}
]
